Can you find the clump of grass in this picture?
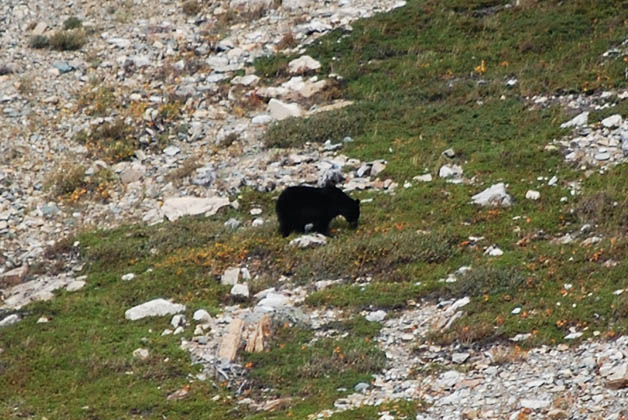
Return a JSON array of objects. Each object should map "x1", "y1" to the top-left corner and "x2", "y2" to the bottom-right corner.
[
  {"x1": 75, "y1": 119, "x2": 138, "y2": 163},
  {"x1": 446, "y1": 266, "x2": 527, "y2": 298},
  {"x1": 44, "y1": 161, "x2": 117, "y2": 203},
  {"x1": 244, "y1": 323, "x2": 385, "y2": 402},
  {"x1": 165, "y1": 157, "x2": 201, "y2": 185},
  {"x1": 182, "y1": 0, "x2": 201, "y2": 16},
  {"x1": 263, "y1": 107, "x2": 366, "y2": 148},
  {"x1": 49, "y1": 29, "x2": 86, "y2": 51},
  {"x1": 295, "y1": 230, "x2": 455, "y2": 283},
  {"x1": 45, "y1": 161, "x2": 86, "y2": 197},
  {"x1": 63, "y1": 16, "x2": 83, "y2": 30},
  {"x1": 255, "y1": 54, "x2": 292, "y2": 79},
  {"x1": 29, "y1": 35, "x2": 49, "y2": 49}
]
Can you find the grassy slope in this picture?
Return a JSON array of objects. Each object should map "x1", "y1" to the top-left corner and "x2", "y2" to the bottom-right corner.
[{"x1": 1, "y1": 0, "x2": 627, "y2": 418}]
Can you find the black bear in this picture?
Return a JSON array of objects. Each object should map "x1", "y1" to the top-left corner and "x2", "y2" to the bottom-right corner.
[{"x1": 276, "y1": 185, "x2": 360, "y2": 237}]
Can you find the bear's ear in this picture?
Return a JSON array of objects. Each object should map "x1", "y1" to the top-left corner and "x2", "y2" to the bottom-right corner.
[{"x1": 356, "y1": 199, "x2": 360, "y2": 204}]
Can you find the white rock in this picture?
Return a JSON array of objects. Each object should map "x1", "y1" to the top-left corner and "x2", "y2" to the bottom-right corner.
[
  {"x1": 526, "y1": 190, "x2": 540, "y2": 200},
  {"x1": 193, "y1": 309, "x2": 212, "y2": 323},
  {"x1": 290, "y1": 233, "x2": 327, "y2": 248},
  {"x1": 268, "y1": 98, "x2": 303, "y2": 120},
  {"x1": 221, "y1": 267, "x2": 240, "y2": 286},
  {"x1": 564, "y1": 331, "x2": 583, "y2": 340},
  {"x1": 548, "y1": 175, "x2": 558, "y2": 186},
  {"x1": 413, "y1": 174, "x2": 432, "y2": 182},
  {"x1": 601, "y1": 114, "x2": 622, "y2": 128},
  {"x1": 438, "y1": 164, "x2": 463, "y2": 178},
  {"x1": 163, "y1": 146, "x2": 180, "y2": 156},
  {"x1": 121, "y1": 273, "x2": 135, "y2": 281},
  {"x1": 161, "y1": 196, "x2": 230, "y2": 222},
  {"x1": 472, "y1": 183, "x2": 512, "y2": 207},
  {"x1": 257, "y1": 293, "x2": 290, "y2": 309},
  {"x1": 282, "y1": 0, "x2": 311, "y2": 10},
  {"x1": 452, "y1": 352, "x2": 470, "y2": 364},
  {"x1": 520, "y1": 399, "x2": 551, "y2": 410},
  {"x1": 484, "y1": 245, "x2": 504, "y2": 257},
  {"x1": 370, "y1": 161, "x2": 387, "y2": 177},
  {"x1": 252, "y1": 114, "x2": 273, "y2": 125},
  {"x1": 252, "y1": 217, "x2": 264, "y2": 227},
  {"x1": 133, "y1": 348, "x2": 150, "y2": 360},
  {"x1": 231, "y1": 283, "x2": 250, "y2": 298},
  {"x1": 288, "y1": 55, "x2": 321, "y2": 74},
  {"x1": 512, "y1": 307, "x2": 521, "y2": 314},
  {"x1": 560, "y1": 111, "x2": 589, "y2": 128},
  {"x1": 437, "y1": 370, "x2": 463, "y2": 388},
  {"x1": 174, "y1": 326, "x2": 184, "y2": 335},
  {"x1": 37, "y1": 317, "x2": 49, "y2": 323},
  {"x1": 365, "y1": 310, "x2": 387, "y2": 322},
  {"x1": 250, "y1": 208, "x2": 262, "y2": 215},
  {"x1": 0, "y1": 314, "x2": 20, "y2": 328},
  {"x1": 125, "y1": 299, "x2": 185, "y2": 321},
  {"x1": 231, "y1": 74, "x2": 260, "y2": 86},
  {"x1": 65, "y1": 280, "x2": 86, "y2": 292},
  {"x1": 171, "y1": 314, "x2": 186, "y2": 328}
]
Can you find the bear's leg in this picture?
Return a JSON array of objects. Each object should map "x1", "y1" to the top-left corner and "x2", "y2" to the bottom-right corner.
[{"x1": 278, "y1": 220, "x2": 291, "y2": 237}]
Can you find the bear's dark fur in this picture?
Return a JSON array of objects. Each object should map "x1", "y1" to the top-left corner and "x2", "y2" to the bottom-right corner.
[{"x1": 275, "y1": 185, "x2": 360, "y2": 237}]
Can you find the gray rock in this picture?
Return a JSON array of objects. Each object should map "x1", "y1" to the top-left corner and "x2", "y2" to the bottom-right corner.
[
  {"x1": 365, "y1": 310, "x2": 386, "y2": 322},
  {"x1": 0, "y1": 314, "x2": 20, "y2": 328},
  {"x1": 53, "y1": 61, "x2": 75, "y2": 74},
  {"x1": 354, "y1": 382, "x2": 370, "y2": 392},
  {"x1": 268, "y1": 99, "x2": 303, "y2": 120},
  {"x1": 525, "y1": 190, "x2": 541, "y2": 200},
  {"x1": 472, "y1": 183, "x2": 512, "y2": 207},
  {"x1": 442, "y1": 148, "x2": 456, "y2": 158},
  {"x1": 125, "y1": 298, "x2": 186, "y2": 321},
  {"x1": 452, "y1": 352, "x2": 470, "y2": 364},
  {"x1": 601, "y1": 114, "x2": 622, "y2": 128},
  {"x1": 288, "y1": 55, "x2": 321, "y2": 74},
  {"x1": 224, "y1": 218, "x2": 241, "y2": 229},
  {"x1": 191, "y1": 165, "x2": 216, "y2": 187},
  {"x1": 163, "y1": 146, "x2": 180, "y2": 156},
  {"x1": 560, "y1": 111, "x2": 589, "y2": 128},
  {"x1": 121, "y1": 273, "x2": 135, "y2": 281},
  {"x1": 65, "y1": 280, "x2": 86, "y2": 292},
  {"x1": 318, "y1": 166, "x2": 344, "y2": 187}
]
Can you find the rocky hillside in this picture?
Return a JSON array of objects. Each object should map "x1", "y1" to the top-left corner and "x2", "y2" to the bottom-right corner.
[{"x1": 1, "y1": 0, "x2": 628, "y2": 419}]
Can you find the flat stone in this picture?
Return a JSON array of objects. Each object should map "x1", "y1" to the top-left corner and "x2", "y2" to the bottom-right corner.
[
  {"x1": 520, "y1": 399, "x2": 551, "y2": 410},
  {"x1": 231, "y1": 74, "x2": 260, "y2": 86},
  {"x1": 125, "y1": 298, "x2": 185, "y2": 321},
  {"x1": 452, "y1": 352, "x2": 470, "y2": 364},
  {"x1": 606, "y1": 363, "x2": 628, "y2": 389},
  {"x1": 161, "y1": 196, "x2": 230, "y2": 221},
  {"x1": 32, "y1": 22, "x2": 48, "y2": 35},
  {"x1": 289, "y1": 233, "x2": 327, "y2": 248},
  {"x1": 595, "y1": 151, "x2": 611, "y2": 161},
  {"x1": 121, "y1": 273, "x2": 135, "y2": 281}
]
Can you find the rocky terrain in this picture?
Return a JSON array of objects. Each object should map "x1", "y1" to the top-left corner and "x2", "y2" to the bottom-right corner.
[{"x1": 1, "y1": 0, "x2": 628, "y2": 419}]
